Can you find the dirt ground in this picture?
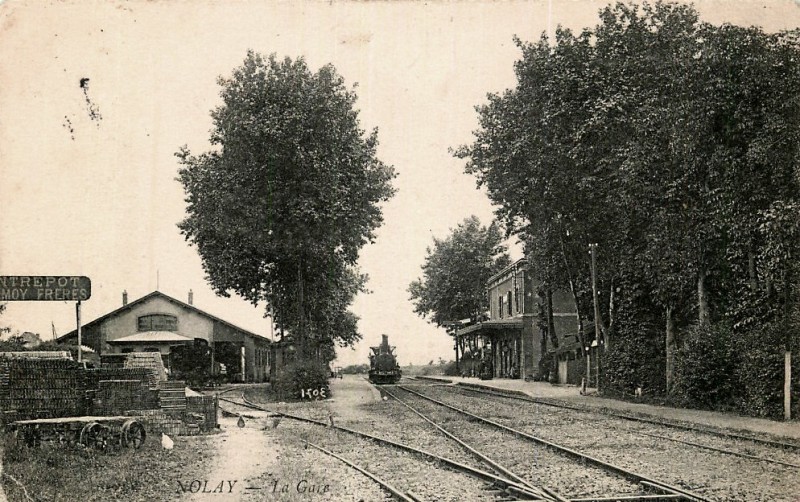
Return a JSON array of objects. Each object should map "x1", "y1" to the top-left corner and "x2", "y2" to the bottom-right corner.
[
  {"x1": 182, "y1": 377, "x2": 382, "y2": 502},
  {"x1": 187, "y1": 413, "x2": 278, "y2": 502}
]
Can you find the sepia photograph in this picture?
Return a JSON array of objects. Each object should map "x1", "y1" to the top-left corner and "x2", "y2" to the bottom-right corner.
[{"x1": 1, "y1": 0, "x2": 799, "y2": 500}]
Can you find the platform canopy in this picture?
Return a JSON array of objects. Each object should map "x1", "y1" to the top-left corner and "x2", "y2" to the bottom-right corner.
[
  {"x1": 456, "y1": 318, "x2": 523, "y2": 337},
  {"x1": 106, "y1": 331, "x2": 194, "y2": 344}
]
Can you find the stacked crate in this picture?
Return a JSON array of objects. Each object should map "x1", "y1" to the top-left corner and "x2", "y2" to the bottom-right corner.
[
  {"x1": 186, "y1": 395, "x2": 218, "y2": 431},
  {"x1": 124, "y1": 352, "x2": 167, "y2": 386},
  {"x1": 158, "y1": 380, "x2": 187, "y2": 415},
  {"x1": 91, "y1": 379, "x2": 151, "y2": 415},
  {"x1": 127, "y1": 409, "x2": 186, "y2": 436},
  {"x1": 0, "y1": 358, "x2": 87, "y2": 422},
  {"x1": 87, "y1": 367, "x2": 152, "y2": 388}
]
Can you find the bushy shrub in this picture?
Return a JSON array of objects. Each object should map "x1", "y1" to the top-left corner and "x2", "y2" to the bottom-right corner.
[
  {"x1": 443, "y1": 360, "x2": 460, "y2": 376},
  {"x1": 271, "y1": 359, "x2": 330, "y2": 401},
  {"x1": 732, "y1": 320, "x2": 800, "y2": 419},
  {"x1": 672, "y1": 322, "x2": 737, "y2": 410},
  {"x1": 413, "y1": 364, "x2": 443, "y2": 376},
  {"x1": 603, "y1": 316, "x2": 665, "y2": 396}
]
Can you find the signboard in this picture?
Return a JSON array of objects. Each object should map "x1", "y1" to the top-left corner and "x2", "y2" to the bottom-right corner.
[{"x1": 0, "y1": 276, "x2": 91, "y2": 301}]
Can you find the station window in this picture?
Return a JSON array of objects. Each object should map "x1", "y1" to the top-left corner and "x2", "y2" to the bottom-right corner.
[
  {"x1": 498, "y1": 296, "x2": 504, "y2": 319},
  {"x1": 138, "y1": 314, "x2": 178, "y2": 332},
  {"x1": 507, "y1": 291, "x2": 513, "y2": 316}
]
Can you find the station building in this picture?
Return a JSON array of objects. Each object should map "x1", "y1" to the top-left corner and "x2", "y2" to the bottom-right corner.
[
  {"x1": 455, "y1": 258, "x2": 582, "y2": 382},
  {"x1": 57, "y1": 290, "x2": 271, "y2": 382}
]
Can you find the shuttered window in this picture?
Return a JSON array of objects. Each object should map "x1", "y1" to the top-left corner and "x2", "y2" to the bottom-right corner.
[{"x1": 137, "y1": 314, "x2": 178, "y2": 332}]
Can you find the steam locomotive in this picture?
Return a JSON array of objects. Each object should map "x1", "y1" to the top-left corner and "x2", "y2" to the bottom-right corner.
[{"x1": 368, "y1": 334, "x2": 402, "y2": 384}]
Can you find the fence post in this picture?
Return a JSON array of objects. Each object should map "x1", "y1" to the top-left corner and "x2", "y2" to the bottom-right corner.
[{"x1": 785, "y1": 351, "x2": 792, "y2": 421}]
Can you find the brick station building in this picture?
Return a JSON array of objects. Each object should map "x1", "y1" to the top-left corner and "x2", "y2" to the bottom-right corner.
[
  {"x1": 455, "y1": 258, "x2": 581, "y2": 382},
  {"x1": 57, "y1": 290, "x2": 271, "y2": 382}
]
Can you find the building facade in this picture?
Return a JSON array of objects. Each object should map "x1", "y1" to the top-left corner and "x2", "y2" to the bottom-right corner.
[
  {"x1": 455, "y1": 258, "x2": 580, "y2": 381},
  {"x1": 57, "y1": 291, "x2": 271, "y2": 382}
]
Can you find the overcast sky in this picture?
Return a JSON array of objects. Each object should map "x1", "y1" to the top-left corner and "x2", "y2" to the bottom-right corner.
[{"x1": 1, "y1": 0, "x2": 799, "y2": 366}]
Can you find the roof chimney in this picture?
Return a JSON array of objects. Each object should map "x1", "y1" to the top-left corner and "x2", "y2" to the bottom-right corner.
[
  {"x1": 188, "y1": 289, "x2": 194, "y2": 306},
  {"x1": 122, "y1": 290, "x2": 128, "y2": 306}
]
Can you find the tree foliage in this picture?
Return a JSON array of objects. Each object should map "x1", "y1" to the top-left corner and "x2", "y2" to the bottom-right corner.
[
  {"x1": 409, "y1": 216, "x2": 511, "y2": 329},
  {"x1": 177, "y1": 52, "x2": 396, "y2": 354},
  {"x1": 456, "y1": 1, "x2": 800, "y2": 412}
]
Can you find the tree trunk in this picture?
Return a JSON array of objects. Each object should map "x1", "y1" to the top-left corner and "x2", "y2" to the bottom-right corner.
[
  {"x1": 607, "y1": 279, "x2": 616, "y2": 344},
  {"x1": 454, "y1": 337, "x2": 460, "y2": 374},
  {"x1": 665, "y1": 306, "x2": 676, "y2": 394},
  {"x1": 748, "y1": 244, "x2": 758, "y2": 294},
  {"x1": 298, "y1": 259, "x2": 308, "y2": 360},
  {"x1": 697, "y1": 267, "x2": 710, "y2": 326},
  {"x1": 558, "y1": 232, "x2": 585, "y2": 343},
  {"x1": 547, "y1": 289, "x2": 559, "y2": 349}
]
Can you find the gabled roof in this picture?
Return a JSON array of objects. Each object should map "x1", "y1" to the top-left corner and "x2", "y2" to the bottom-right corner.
[{"x1": 57, "y1": 291, "x2": 269, "y2": 343}]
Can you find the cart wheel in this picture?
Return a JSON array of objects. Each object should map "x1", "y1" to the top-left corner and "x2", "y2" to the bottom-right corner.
[
  {"x1": 121, "y1": 420, "x2": 146, "y2": 449},
  {"x1": 80, "y1": 422, "x2": 109, "y2": 450}
]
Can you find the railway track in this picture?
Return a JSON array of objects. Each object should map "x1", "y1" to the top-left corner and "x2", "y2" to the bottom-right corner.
[
  {"x1": 218, "y1": 395, "x2": 549, "y2": 501},
  {"x1": 440, "y1": 383, "x2": 800, "y2": 468},
  {"x1": 451, "y1": 382, "x2": 800, "y2": 452},
  {"x1": 300, "y1": 439, "x2": 417, "y2": 502},
  {"x1": 387, "y1": 385, "x2": 707, "y2": 502}
]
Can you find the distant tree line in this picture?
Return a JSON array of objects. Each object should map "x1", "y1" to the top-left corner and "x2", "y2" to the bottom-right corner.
[{"x1": 456, "y1": 1, "x2": 800, "y2": 418}]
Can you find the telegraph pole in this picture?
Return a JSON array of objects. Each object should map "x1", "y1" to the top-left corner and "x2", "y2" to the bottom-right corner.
[{"x1": 590, "y1": 243, "x2": 601, "y2": 392}]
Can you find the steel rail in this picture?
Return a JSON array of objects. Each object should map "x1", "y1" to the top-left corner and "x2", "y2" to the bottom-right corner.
[
  {"x1": 455, "y1": 383, "x2": 800, "y2": 451},
  {"x1": 445, "y1": 384, "x2": 800, "y2": 469},
  {"x1": 218, "y1": 396, "x2": 547, "y2": 501},
  {"x1": 635, "y1": 430, "x2": 800, "y2": 469},
  {"x1": 301, "y1": 439, "x2": 416, "y2": 502},
  {"x1": 570, "y1": 495, "x2": 685, "y2": 502},
  {"x1": 380, "y1": 386, "x2": 564, "y2": 502},
  {"x1": 397, "y1": 385, "x2": 712, "y2": 502}
]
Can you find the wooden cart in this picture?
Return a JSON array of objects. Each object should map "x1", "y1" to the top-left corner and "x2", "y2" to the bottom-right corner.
[{"x1": 12, "y1": 416, "x2": 146, "y2": 451}]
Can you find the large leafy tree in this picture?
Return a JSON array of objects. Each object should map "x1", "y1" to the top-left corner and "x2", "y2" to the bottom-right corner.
[
  {"x1": 408, "y1": 216, "x2": 511, "y2": 334},
  {"x1": 178, "y1": 52, "x2": 396, "y2": 356},
  {"x1": 457, "y1": 1, "x2": 800, "y2": 394}
]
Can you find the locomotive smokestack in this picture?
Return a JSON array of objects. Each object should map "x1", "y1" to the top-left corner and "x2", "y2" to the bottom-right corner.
[{"x1": 381, "y1": 334, "x2": 389, "y2": 348}]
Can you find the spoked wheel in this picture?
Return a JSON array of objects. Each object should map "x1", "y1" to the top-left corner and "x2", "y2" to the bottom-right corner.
[
  {"x1": 80, "y1": 422, "x2": 111, "y2": 451},
  {"x1": 120, "y1": 419, "x2": 146, "y2": 449}
]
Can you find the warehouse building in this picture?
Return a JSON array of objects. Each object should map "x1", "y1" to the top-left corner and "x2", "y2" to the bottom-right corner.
[{"x1": 57, "y1": 290, "x2": 271, "y2": 382}]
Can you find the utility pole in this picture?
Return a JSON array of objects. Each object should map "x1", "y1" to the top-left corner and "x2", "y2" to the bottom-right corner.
[{"x1": 590, "y1": 243, "x2": 601, "y2": 392}]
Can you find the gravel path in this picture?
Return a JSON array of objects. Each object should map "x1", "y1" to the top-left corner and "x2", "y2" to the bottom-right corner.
[{"x1": 189, "y1": 415, "x2": 277, "y2": 502}]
